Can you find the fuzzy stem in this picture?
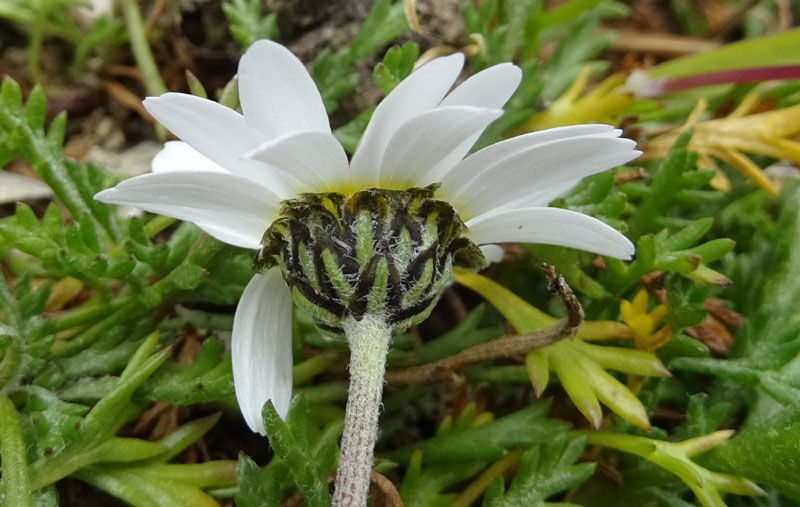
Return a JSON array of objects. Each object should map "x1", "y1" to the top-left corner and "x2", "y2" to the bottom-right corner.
[{"x1": 333, "y1": 316, "x2": 391, "y2": 506}]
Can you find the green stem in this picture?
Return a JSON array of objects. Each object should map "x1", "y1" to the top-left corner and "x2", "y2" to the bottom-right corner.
[
  {"x1": 48, "y1": 297, "x2": 133, "y2": 332},
  {"x1": 27, "y1": 0, "x2": 48, "y2": 84},
  {"x1": 144, "y1": 216, "x2": 176, "y2": 238},
  {"x1": 292, "y1": 352, "x2": 337, "y2": 385},
  {"x1": 49, "y1": 300, "x2": 147, "y2": 358},
  {"x1": 0, "y1": 396, "x2": 32, "y2": 507},
  {"x1": 332, "y1": 316, "x2": 391, "y2": 507},
  {"x1": 121, "y1": 0, "x2": 168, "y2": 139},
  {"x1": 294, "y1": 381, "x2": 349, "y2": 404}
]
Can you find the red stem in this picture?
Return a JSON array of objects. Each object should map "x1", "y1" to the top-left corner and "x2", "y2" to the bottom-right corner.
[{"x1": 661, "y1": 65, "x2": 800, "y2": 93}]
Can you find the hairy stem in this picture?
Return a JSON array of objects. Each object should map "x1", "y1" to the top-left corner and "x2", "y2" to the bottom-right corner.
[{"x1": 333, "y1": 316, "x2": 391, "y2": 506}]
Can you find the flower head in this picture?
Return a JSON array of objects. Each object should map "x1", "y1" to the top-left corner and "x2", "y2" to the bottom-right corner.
[
  {"x1": 620, "y1": 288, "x2": 671, "y2": 352},
  {"x1": 95, "y1": 40, "x2": 640, "y2": 434}
]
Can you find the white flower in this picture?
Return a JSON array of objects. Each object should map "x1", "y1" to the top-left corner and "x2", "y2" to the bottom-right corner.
[{"x1": 95, "y1": 40, "x2": 639, "y2": 435}]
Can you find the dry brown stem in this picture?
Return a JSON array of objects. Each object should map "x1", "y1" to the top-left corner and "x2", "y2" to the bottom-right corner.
[
  {"x1": 609, "y1": 30, "x2": 720, "y2": 57},
  {"x1": 385, "y1": 268, "x2": 583, "y2": 385}
]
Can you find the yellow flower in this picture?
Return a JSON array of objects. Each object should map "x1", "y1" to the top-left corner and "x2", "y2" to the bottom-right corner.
[
  {"x1": 642, "y1": 93, "x2": 800, "y2": 195},
  {"x1": 620, "y1": 288, "x2": 672, "y2": 393},
  {"x1": 620, "y1": 289, "x2": 671, "y2": 352},
  {"x1": 514, "y1": 67, "x2": 633, "y2": 133}
]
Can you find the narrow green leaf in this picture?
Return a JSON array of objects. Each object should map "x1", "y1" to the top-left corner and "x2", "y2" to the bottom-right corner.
[
  {"x1": 384, "y1": 401, "x2": 569, "y2": 463},
  {"x1": 0, "y1": 396, "x2": 31, "y2": 507},
  {"x1": 236, "y1": 453, "x2": 282, "y2": 506},
  {"x1": 24, "y1": 86, "x2": 47, "y2": 132},
  {"x1": 261, "y1": 399, "x2": 331, "y2": 507},
  {"x1": 649, "y1": 27, "x2": 800, "y2": 78}
]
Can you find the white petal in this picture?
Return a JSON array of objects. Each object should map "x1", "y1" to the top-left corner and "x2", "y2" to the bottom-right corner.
[
  {"x1": 144, "y1": 93, "x2": 294, "y2": 197},
  {"x1": 238, "y1": 40, "x2": 330, "y2": 140},
  {"x1": 193, "y1": 222, "x2": 263, "y2": 250},
  {"x1": 451, "y1": 135, "x2": 640, "y2": 219},
  {"x1": 349, "y1": 53, "x2": 464, "y2": 186},
  {"x1": 379, "y1": 106, "x2": 503, "y2": 187},
  {"x1": 152, "y1": 141, "x2": 226, "y2": 174},
  {"x1": 410, "y1": 63, "x2": 521, "y2": 183},
  {"x1": 440, "y1": 124, "x2": 619, "y2": 198},
  {"x1": 480, "y1": 244, "x2": 505, "y2": 264},
  {"x1": 94, "y1": 171, "x2": 279, "y2": 249},
  {"x1": 467, "y1": 207, "x2": 635, "y2": 259},
  {"x1": 487, "y1": 179, "x2": 581, "y2": 213},
  {"x1": 232, "y1": 270, "x2": 294, "y2": 434},
  {"x1": 440, "y1": 62, "x2": 521, "y2": 109},
  {"x1": 244, "y1": 131, "x2": 350, "y2": 193}
]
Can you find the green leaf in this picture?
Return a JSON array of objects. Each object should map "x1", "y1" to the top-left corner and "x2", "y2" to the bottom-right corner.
[
  {"x1": 499, "y1": 435, "x2": 595, "y2": 505},
  {"x1": 70, "y1": 414, "x2": 235, "y2": 507},
  {"x1": 222, "y1": 0, "x2": 279, "y2": 49},
  {"x1": 665, "y1": 276, "x2": 709, "y2": 329},
  {"x1": 703, "y1": 403, "x2": 800, "y2": 499},
  {"x1": 235, "y1": 453, "x2": 282, "y2": 507},
  {"x1": 261, "y1": 397, "x2": 332, "y2": 506},
  {"x1": 185, "y1": 70, "x2": 208, "y2": 98},
  {"x1": 333, "y1": 107, "x2": 374, "y2": 154},
  {"x1": 73, "y1": 464, "x2": 228, "y2": 507},
  {"x1": 139, "y1": 339, "x2": 234, "y2": 404},
  {"x1": 399, "y1": 449, "x2": 486, "y2": 507},
  {"x1": 24, "y1": 86, "x2": 47, "y2": 132},
  {"x1": 15, "y1": 202, "x2": 39, "y2": 230},
  {"x1": 71, "y1": 16, "x2": 126, "y2": 72},
  {"x1": 19, "y1": 280, "x2": 50, "y2": 320},
  {"x1": 0, "y1": 78, "x2": 23, "y2": 112},
  {"x1": 347, "y1": 0, "x2": 407, "y2": 61},
  {"x1": 539, "y1": 0, "x2": 607, "y2": 29},
  {"x1": 384, "y1": 400, "x2": 569, "y2": 463},
  {"x1": 88, "y1": 437, "x2": 167, "y2": 463},
  {"x1": 147, "y1": 413, "x2": 223, "y2": 464},
  {"x1": 312, "y1": 0, "x2": 408, "y2": 112},
  {"x1": 0, "y1": 395, "x2": 32, "y2": 507},
  {"x1": 673, "y1": 182, "x2": 800, "y2": 406},
  {"x1": 649, "y1": 27, "x2": 800, "y2": 78},
  {"x1": 540, "y1": 10, "x2": 613, "y2": 100},
  {"x1": 373, "y1": 42, "x2": 419, "y2": 94},
  {"x1": 28, "y1": 340, "x2": 170, "y2": 489}
]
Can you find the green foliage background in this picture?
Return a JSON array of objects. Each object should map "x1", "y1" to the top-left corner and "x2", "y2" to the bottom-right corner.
[{"x1": 1, "y1": 0, "x2": 800, "y2": 505}]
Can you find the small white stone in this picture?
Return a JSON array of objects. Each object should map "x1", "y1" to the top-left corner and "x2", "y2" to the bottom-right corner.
[{"x1": 0, "y1": 172, "x2": 53, "y2": 205}]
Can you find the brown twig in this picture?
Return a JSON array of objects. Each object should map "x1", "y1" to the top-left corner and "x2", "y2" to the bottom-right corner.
[
  {"x1": 775, "y1": 0, "x2": 792, "y2": 33},
  {"x1": 614, "y1": 167, "x2": 647, "y2": 185},
  {"x1": 703, "y1": 0, "x2": 759, "y2": 40},
  {"x1": 144, "y1": 0, "x2": 167, "y2": 36},
  {"x1": 369, "y1": 471, "x2": 404, "y2": 507},
  {"x1": 608, "y1": 30, "x2": 720, "y2": 57},
  {"x1": 99, "y1": 80, "x2": 154, "y2": 122},
  {"x1": 106, "y1": 64, "x2": 143, "y2": 81},
  {"x1": 385, "y1": 268, "x2": 583, "y2": 385}
]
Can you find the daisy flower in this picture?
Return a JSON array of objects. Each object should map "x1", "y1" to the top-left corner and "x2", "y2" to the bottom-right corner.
[{"x1": 95, "y1": 40, "x2": 639, "y2": 504}]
